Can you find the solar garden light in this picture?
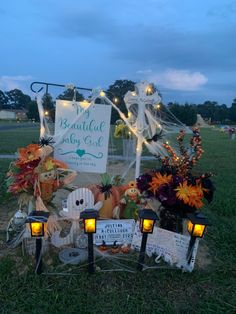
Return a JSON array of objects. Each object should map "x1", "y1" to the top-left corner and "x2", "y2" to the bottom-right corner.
[
  {"x1": 80, "y1": 209, "x2": 98, "y2": 274},
  {"x1": 186, "y1": 212, "x2": 210, "y2": 264},
  {"x1": 137, "y1": 209, "x2": 158, "y2": 271},
  {"x1": 26, "y1": 211, "x2": 49, "y2": 274}
]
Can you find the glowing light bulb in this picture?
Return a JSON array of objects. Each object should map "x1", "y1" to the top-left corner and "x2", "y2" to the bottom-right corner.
[
  {"x1": 131, "y1": 92, "x2": 136, "y2": 96},
  {"x1": 146, "y1": 86, "x2": 152, "y2": 94},
  {"x1": 100, "y1": 91, "x2": 105, "y2": 97},
  {"x1": 84, "y1": 218, "x2": 96, "y2": 233},
  {"x1": 31, "y1": 222, "x2": 43, "y2": 237},
  {"x1": 81, "y1": 100, "x2": 89, "y2": 108},
  {"x1": 44, "y1": 111, "x2": 49, "y2": 116},
  {"x1": 142, "y1": 219, "x2": 154, "y2": 233}
]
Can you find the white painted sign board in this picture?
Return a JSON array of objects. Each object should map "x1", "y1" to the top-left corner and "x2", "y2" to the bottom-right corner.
[
  {"x1": 54, "y1": 100, "x2": 111, "y2": 173},
  {"x1": 131, "y1": 223, "x2": 199, "y2": 272},
  {"x1": 94, "y1": 219, "x2": 135, "y2": 245}
]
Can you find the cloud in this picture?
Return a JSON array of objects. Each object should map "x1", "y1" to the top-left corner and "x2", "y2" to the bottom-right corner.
[
  {"x1": 149, "y1": 69, "x2": 208, "y2": 91},
  {"x1": 0, "y1": 75, "x2": 33, "y2": 92},
  {"x1": 136, "y1": 69, "x2": 153, "y2": 74},
  {"x1": 52, "y1": 9, "x2": 119, "y2": 40}
]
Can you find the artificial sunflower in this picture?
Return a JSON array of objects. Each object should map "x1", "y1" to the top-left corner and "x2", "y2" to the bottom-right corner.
[
  {"x1": 148, "y1": 172, "x2": 172, "y2": 193},
  {"x1": 175, "y1": 181, "x2": 204, "y2": 208}
]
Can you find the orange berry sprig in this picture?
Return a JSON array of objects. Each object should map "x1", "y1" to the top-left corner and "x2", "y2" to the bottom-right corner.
[{"x1": 190, "y1": 128, "x2": 204, "y2": 166}]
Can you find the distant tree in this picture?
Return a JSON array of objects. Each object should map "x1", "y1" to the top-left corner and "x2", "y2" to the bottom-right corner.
[
  {"x1": 27, "y1": 100, "x2": 40, "y2": 121},
  {"x1": 0, "y1": 90, "x2": 8, "y2": 109},
  {"x1": 57, "y1": 89, "x2": 84, "y2": 102},
  {"x1": 5, "y1": 89, "x2": 31, "y2": 109},
  {"x1": 212, "y1": 104, "x2": 229, "y2": 123},
  {"x1": 229, "y1": 98, "x2": 236, "y2": 122},
  {"x1": 42, "y1": 93, "x2": 55, "y2": 121},
  {"x1": 107, "y1": 79, "x2": 136, "y2": 124},
  {"x1": 197, "y1": 101, "x2": 218, "y2": 120},
  {"x1": 168, "y1": 102, "x2": 197, "y2": 126}
]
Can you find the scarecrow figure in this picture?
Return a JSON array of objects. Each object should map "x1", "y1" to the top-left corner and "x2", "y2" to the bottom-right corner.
[{"x1": 113, "y1": 181, "x2": 146, "y2": 219}]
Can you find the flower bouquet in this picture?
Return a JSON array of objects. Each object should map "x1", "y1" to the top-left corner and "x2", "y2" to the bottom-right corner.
[
  {"x1": 137, "y1": 128, "x2": 214, "y2": 233},
  {"x1": 6, "y1": 141, "x2": 76, "y2": 208}
]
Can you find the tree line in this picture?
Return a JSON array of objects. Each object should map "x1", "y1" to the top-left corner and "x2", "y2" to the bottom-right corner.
[{"x1": 0, "y1": 81, "x2": 236, "y2": 126}]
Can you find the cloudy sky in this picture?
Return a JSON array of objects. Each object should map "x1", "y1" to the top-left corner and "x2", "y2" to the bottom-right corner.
[{"x1": 0, "y1": 0, "x2": 235, "y2": 105}]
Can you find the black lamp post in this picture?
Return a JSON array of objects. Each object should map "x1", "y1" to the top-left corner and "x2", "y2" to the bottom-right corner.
[
  {"x1": 137, "y1": 209, "x2": 158, "y2": 271},
  {"x1": 186, "y1": 212, "x2": 210, "y2": 264},
  {"x1": 26, "y1": 211, "x2": 49, "y2": 274},
  {"x1": 80, "y1": 209, "x2": 98, "y2": 274}
]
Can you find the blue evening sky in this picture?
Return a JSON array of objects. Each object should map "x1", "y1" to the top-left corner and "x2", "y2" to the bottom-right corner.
[{"x1": 0, "y1": 0, "x2": 235, "y2": 105}]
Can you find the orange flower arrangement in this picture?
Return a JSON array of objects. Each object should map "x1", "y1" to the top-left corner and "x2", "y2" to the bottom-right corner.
[
  {"x1": 17, "y1": 144, "x2": 41, "y2": 164},
  {"x1": 175, "y1": 181, "x2": 204, "y2": 209},
  {"x1": 148, "y1": 173, "x2": 172, "y2": 193},
  {"x1": 137, "y1": 129, "x2": 215, "y2": 232}
]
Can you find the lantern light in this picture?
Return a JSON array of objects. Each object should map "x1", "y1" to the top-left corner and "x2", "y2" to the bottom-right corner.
[
  {"x1": 187, "y1": 213, "x2": 210, "y2": 238},
  {"x1": 44, "y1": 111, "x2": 49, "y2": 116},
  {"x1": 80, "y1": 209, "x2": 98, "y2": 234},
  {"x1": 26, "y1": 211, "x2": 49, "y2": 274},
  {"x1": 137, "y1": 209, "x2": 158, "y2": 271},
  {"x1": 26, "y1": 211, "x2": 49, "y2": 238},
  {"x1": 139, "y1": 209, "x2": 158, "y2": 234},
  {"x1": 186, "y1": 212, "x2": 210, "y2": 264},
  {"x1": 80, "y1": 209, "x2": 98, "y2": 274},
  {"x1": 99, "y1": 91, "x2": 105, "y2": 97}
]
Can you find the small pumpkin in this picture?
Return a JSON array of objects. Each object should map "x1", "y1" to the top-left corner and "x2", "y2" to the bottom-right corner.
[
  {"x1": 98, "y1": 241, "x2": 108, "y2": 251},
  {"x1": 121, "y1": 244, "x2": 131, "y2": 254},
  {"x1": 88, "y1": 174, "x2": 121, "y2": 219},
  {"x1": 110, "y1": 241, "x2": 120, "y2": 254}
]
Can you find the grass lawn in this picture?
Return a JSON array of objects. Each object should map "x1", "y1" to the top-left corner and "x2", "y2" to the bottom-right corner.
[
  {"x1": 0, "y1": 128, "x2": 40, "y2": 154},
  {"x1": 0, "y1": 128, "x2": 236, "y2": 313}
]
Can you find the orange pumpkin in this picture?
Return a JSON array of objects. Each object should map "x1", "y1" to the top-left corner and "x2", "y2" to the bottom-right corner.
[
  {"x1": 87, "y1": 174, "x2": 122, "y2": 219},
  {"x1": 87, "y1": 184, "x2": 120, "y2": 219}
]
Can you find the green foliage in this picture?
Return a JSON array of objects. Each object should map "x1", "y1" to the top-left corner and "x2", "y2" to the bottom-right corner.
[
  {"x1": 57, "y1": 89, "x2": 84, "y2": 102},
  {"x1": 0, "y1": 90, "x2": 8, "y2": 108},
  {"x1": 5, "y1": 89, "x2": 31, "y2": 109},
  {"x1": 229, "y1": 101, "x2": 236, "y2": 122},
  {"x1": 26, "y1": 100, "x2": 40, "y2": 121},
  {"x1": 107, "y1": 80, "x2": 135, "y2": 124},
  {"x1": 114, "y1": 120, "x2": 131, "y2": 139},
  {"x1": 168, "y1": 102, "x2": 197, "y2": 126}
]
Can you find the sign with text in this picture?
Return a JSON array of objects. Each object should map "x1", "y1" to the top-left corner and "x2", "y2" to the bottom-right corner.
[
  {"x1": 54, "y1": 100, "x2": 111, "y2": 173},
  {"x1": 94, "y1": 219, "x2": 135, "y2": 245},
  {"x1": 131, "y1": 223, "x2": 199, "y2": 272}
]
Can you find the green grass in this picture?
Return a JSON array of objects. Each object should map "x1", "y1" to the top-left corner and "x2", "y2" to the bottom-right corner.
[
  {"x1": 0, "y1": 128, "x2": 39, "y2": 154},
  {"x1": 0, "y1": 128, "x2": 236, "y2": 313}
]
